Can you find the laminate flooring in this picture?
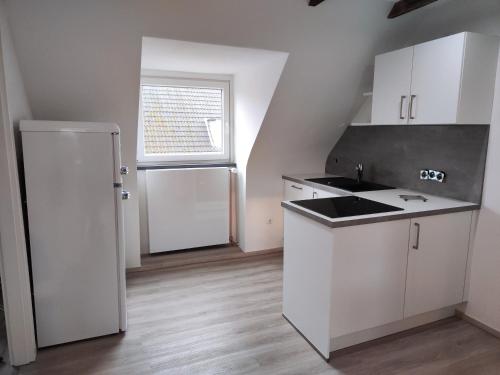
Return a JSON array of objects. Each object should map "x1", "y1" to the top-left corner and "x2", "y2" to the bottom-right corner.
[
  {"x1": 18, "y1": 250, "x2": 500, "y2": 375},
  {"x1": 129, "y1": 245, "x2": 281, "y2": 274}
]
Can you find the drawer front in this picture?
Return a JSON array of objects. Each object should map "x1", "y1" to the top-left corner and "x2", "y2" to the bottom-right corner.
[
  {"x1": 283, "y1": 180, "x2": 314, "y2": 201},
  {"x1": 313, "y1": 188, "x2": 342, "y2": 199}
]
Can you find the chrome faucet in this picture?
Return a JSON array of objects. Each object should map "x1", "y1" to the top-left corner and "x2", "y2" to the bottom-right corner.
[{"x1": 356, "y1": 163, "x2": 363, "y2": 183}]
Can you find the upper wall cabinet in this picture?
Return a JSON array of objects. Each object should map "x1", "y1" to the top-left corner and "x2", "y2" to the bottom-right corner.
[
  {"x1": 371, "y1": 47, "x2": 414, "y2": 125},
  {"x1": 371, "y1": 32, "x2": 499, "y2": 125}
]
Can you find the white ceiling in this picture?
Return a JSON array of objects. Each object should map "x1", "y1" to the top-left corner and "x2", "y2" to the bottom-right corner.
[{"x1": 141, "y1": 37, "x2": 287, "y2": 74}]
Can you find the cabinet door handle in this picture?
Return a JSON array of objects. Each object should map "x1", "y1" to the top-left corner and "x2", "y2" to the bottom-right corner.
[
  {"x1": 291, "y1": 185, "x2": 303, "y2": 190},
  {"x1": 399, "y1": 95, "x2": 407, "y2": 120},
  {"x1": 409, "y1": 95, "x2": 417, "y2": 120},
  {"x1": 412, "y1": 222, "x2": 420, "y2": 250}
]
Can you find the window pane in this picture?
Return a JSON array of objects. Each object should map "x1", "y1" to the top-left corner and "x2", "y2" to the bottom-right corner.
[{"x1": 141, "y1": 85, "x2": 224, "y2": 155}]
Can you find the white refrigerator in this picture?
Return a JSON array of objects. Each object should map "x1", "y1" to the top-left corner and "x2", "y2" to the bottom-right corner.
[{"x1": 20, "y1": 120, "x2": 127, "y2": 348}]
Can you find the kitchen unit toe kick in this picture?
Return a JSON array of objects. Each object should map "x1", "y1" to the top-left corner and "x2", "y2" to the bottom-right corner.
[
  {"x1": 329, "y1": 306, "x2": 459, "y2": 353},
  {"x1": 285, "y1": 306, "x2": 459, "y2": 360}
]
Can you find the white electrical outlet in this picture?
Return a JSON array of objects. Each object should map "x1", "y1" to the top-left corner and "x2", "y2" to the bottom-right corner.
[{"x1": 420, "y1": 169, "x2": 446, "y2": 183}]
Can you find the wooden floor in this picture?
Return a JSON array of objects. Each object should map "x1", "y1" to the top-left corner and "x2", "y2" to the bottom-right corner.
[
  {"x1": 128, "y1": 245, "x2": 282, "y2": 274},
  {"x1": 17, "y1": 250, "x2": 500, "y2": 375}
]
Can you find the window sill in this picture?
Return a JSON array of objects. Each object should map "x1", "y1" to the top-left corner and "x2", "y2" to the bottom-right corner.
[{"x1": 137, "y1": 162, "x2": 236, "y2": 170}]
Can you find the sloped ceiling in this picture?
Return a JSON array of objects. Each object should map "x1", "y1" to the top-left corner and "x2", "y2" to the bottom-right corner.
[
  {"x1": 5, "y1": 0, "x2": 430, "y2": 258},
  {"x1": 139, "y1": 37, "x2": 288, "y2": 172}
]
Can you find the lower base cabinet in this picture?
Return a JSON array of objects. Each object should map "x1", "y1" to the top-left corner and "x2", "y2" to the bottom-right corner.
[
  {"x1": 404, "y1": 211, "x2": 472, "y2": 318},
  {"x1": 282, "y1": 209, "x2": 474, "y2": 358}
]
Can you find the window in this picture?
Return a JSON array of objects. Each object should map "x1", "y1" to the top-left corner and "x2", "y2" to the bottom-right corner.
[{"x1": 137, "y1": 77, "x2": 231, "y2": 164}]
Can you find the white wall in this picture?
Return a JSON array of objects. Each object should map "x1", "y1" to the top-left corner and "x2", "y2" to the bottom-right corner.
[
  {"x1": 4, "y1": 0, "x2": 417, "y2": 261},
  {"x1": 137, "y1": 170, "x2": 148, "y2": 254},
  {"x1": 0, "y1": 0, "x2": 36, "y2": 365},
  {"x1": 0, "y1": 3, "x2": 30, "y2": 156},
  {"x1": 466, "y1": 50, "x2": 500, "y2": 332},
  {"x1": 138, "y1": 38, "x2": 288, "y2": 253},
  {"x1": 232, "y1": 1, "x2": 419, "y2": 251},
  {"x1": 4, "y1": 0, "x2": 144, "y2": 267}
]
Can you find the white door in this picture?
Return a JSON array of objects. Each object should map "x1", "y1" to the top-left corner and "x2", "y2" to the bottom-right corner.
[
  {"x1": 330, "y1": 220, "x2": 410, "y2": 337},
  {"x1": 313, "y1": 188, "x2": 341, "y2": 199},
  {"x1": 283, "y1": 181, "x2": 314, "y2": 201},
  {"x1": 23, "y1": 131, "x2": 120, "y2": 347},
  {"x1": 371, "y1": 47, "x2": 414, "y2": 125},
  {"x1": 409, "y1": 33, "x2": 465, "y2": 124},
  {"x1": 404, "y1": 212, "x2": 472, "y2": 318}
]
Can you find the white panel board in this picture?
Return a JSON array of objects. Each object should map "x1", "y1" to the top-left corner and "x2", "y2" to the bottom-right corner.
[
  {"x1": 22, "y1": 131, "x2": 120, "y2": 347},
  {"x1": 282, "y1": 210, "x2": 333, "y2": 359},
  {"x1": 146, "y1": 168, "x2": 230, "y2": 253}
]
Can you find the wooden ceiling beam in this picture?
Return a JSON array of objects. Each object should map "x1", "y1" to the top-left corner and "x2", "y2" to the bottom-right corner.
[
  {"x1": 388, "y1": 0, "x2": 438, "y2": 18},
  {"x1": 308, "y1": 0, "x2": 326, "y2": 6}
]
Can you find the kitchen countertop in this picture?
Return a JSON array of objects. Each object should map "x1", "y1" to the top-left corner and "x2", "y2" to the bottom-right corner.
[{"x1": 281, "y1": 174, "x2": 480, "y2": 228}]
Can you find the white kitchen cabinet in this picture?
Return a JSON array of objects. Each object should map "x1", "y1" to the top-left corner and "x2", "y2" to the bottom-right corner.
[
  {"x1": 371, "y1": 32, "x2": 499, "y2": 125},
  {"x1": 371, "y1": 47, "x2": 414, "y2": 125},
  {"x1": 409, "y1": 33, "x2": 464, "y2": 124},
  {"x1": 283, "y1": 212, "x2": 410, "y2": 358},
  {"x1": 313, "y1": 187, "x2": 342, "y2": 199},
  {"x1": 330, "y1": 220, "x2": 410, "y2": 338},
  {"x1": 283, "y1": 180, "x2": 313, "y2": 201},
  {"x1": 404, "y1": 211, "x2": 472, "y2": 318},
  {"x1": 282, "y1": 206, "x2": 475, "y2": 357}
]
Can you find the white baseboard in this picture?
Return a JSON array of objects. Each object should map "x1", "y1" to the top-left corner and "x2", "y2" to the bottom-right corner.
[{"x1": 455, "y1": 310, "x2": 500, "y2": 339}]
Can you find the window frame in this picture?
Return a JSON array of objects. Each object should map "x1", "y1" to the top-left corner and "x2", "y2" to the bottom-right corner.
[{"x1": 137, "y1": 75, "x2": 232, "y2": 164}]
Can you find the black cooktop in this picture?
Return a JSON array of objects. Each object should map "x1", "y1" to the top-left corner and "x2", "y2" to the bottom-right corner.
[{"x1": 291, "y1": 196, "x2": 404, "y2": 219}]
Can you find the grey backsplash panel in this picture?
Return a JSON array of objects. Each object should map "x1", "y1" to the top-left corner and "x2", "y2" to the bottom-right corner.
[{"x1": 325, "y1": 125, "x2": 489, "y2": 204}]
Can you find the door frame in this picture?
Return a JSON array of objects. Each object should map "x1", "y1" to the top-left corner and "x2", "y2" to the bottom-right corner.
[{"x1": 0, "y1": 21, "x2": 36, "y2": 365}]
